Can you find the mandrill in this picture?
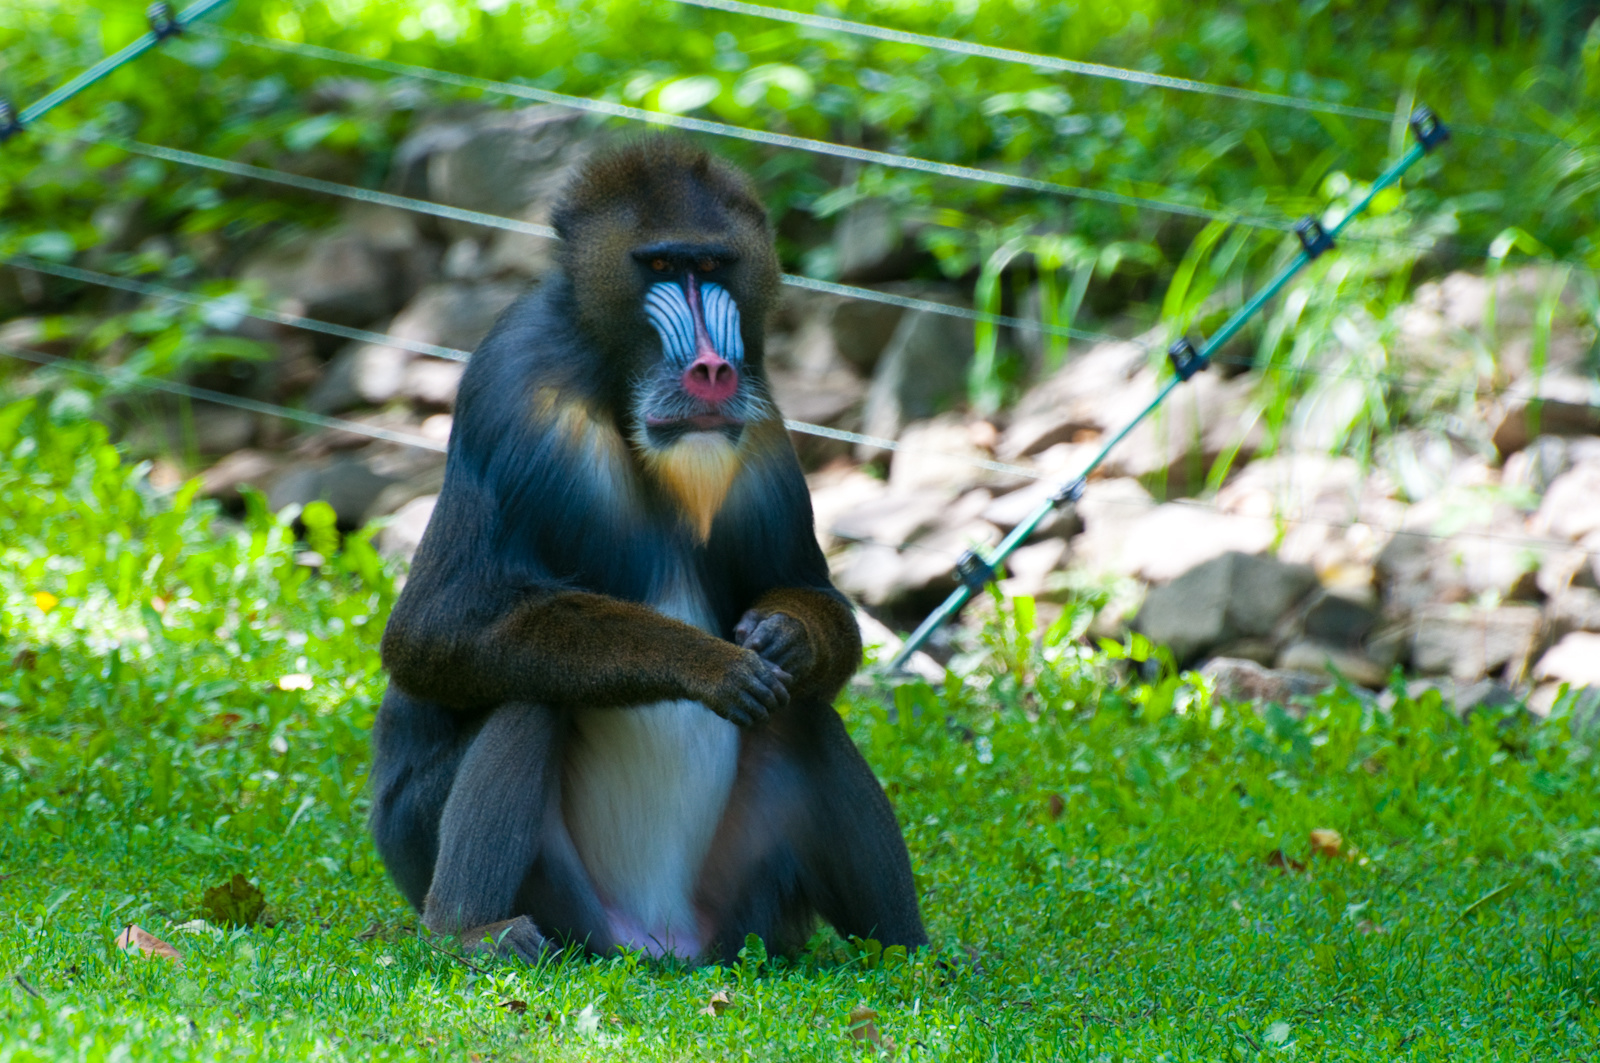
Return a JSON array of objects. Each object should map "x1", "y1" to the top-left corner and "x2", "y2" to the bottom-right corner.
[{"x1": 370, "y1": 139, "x2": 926, "y2": 963}]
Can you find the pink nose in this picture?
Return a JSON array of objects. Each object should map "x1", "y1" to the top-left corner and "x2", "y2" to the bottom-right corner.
[{"x1": 683, "y1": 352, "x2": 739, "y2": 404}]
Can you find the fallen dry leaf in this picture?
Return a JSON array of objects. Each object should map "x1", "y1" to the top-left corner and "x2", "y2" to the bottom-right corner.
[
  {"x1": 498, "y1": 999, "x2": 528, "y2": 1014},
  {"x1": 115, "y1": 925, "x2": 182, "y2": 966},
  {"x1": 848, "y1": 1005, "x2": 896, "y2": 1056},
  {"x1": 1309, "y1": 828, "x2": 1344, "y2": 859},
  {"x1": 700, "y1": 989, "x2": 732, "y2": 1017},
  {"x1": 1047, "y1": 793, "x2": 1065, "y2": 819}
]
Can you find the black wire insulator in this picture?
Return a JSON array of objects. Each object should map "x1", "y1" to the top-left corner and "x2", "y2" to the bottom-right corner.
[
  {"x1": 1295, "y1": 217, "x2": 1335, "y2": 259},
  {"x1": 1168, "y1": 336, "x2": 1209, "y2": 381},
  {"x1": 1409, "y1": 106, "x2": 1450, "y2": 153},
  {"x1": 1051, "y1": 476, "x2": 1086, "y2": 507},
  {"x1": 955, "y1": 550, "x2": 997, "y2": 592},
  {"x1": 0, "y1": 100, "x2": 22, "y2": 143},
  {"x1": 148, "y1": 3, "x2": 182, "y2": 40}
]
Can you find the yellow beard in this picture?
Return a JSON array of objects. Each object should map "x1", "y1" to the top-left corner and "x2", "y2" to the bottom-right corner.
[{"x1": 642, "y1": 432, "x2": 743, "y2": 543}]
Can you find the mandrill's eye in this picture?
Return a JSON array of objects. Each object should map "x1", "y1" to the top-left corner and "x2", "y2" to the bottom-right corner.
[
  {"x1": 697, "y1": 257, "x2": 717, "y2": 273},
  {"x1": 651, "y1": 258, "x2": 670, "y2": 273}
]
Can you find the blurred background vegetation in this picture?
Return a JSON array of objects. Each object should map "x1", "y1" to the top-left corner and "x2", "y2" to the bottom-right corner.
[{"x1": 1, "y1": 0, "x2": 1596, "y2": 422}]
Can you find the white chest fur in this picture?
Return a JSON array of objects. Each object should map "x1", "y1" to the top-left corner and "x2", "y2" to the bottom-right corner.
[{"x1": 561, "y1": 568, "x2": 739, "y2": 958}]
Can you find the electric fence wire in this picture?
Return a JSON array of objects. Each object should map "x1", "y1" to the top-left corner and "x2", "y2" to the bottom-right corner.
[
  {"x1": 189, "y1": 23, "x2": 1301, "y2": 236},
  {"x1": 44, "y1": 128, "x2": 1122, "y2": 349},
  {"x1": 6, "y1": 245, "x2": 1585, "y2": 439},
  {"x1": 4, "y1": 334, "x2": 1588, "y2": 570},
  {"x1": 0, "y1": 340, "x2": 445, "y2": 453},
  {"x1": 20, "y1": 125, "x2": 1579, "y2": 413},
  {"x1": 668, "y1": 0, "x2": 1566, "y2": 148},
  {"x1": 178, "y1": 25, "x2": 1600, "y2": 275}
]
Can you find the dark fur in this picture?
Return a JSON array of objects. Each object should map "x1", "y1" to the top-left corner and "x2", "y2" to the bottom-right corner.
[{"x1": 371, "y1": 139, "x2": 925, "y2": 961}]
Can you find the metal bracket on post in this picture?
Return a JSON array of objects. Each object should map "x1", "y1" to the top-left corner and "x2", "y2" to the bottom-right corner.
[
  {"x1": 1167, "y1": 336, "x2": 1208, "y2": 382},
  {"x1": 147, "y1": 3, "x2": 183, "y2": 40},
  {"x1": 0, "y1": 100, "x2": 22, "y2": 144},
  {"x1": 1409, "y1": 106, "x2": 1450, "y2": 153},
  {"x1": 1050, "y1": 476, "x2": 1086, "y2": 507},
  {"x1": 955, "y1": 549, "x2": 997, "y2": 593},
  {"x1": 1295, "y1": 217, "x2": 1335, "y2": 259}
]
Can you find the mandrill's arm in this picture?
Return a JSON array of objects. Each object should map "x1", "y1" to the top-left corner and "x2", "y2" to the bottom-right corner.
[
  {"x1": 735, "y1": 586, "x2": 862, "y2": 702},
  {"x1": 380, "y1": 470, "x2": 787, "y2": 726},
  {"x1": 722, "y1": 445, "x2": 864, "y2": 705}
]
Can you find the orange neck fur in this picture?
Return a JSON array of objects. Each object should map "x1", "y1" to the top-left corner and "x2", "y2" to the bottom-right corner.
[{"x1": 642, "y1": 432, "x2": 743, "y2": 543}]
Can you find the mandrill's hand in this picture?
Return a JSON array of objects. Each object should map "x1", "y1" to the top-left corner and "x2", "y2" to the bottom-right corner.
[
  {"x1": 735, "y1": 609, "x2": 817, "y2": 681},
  {"x1": 699, "y1": 646, "x2": 790, "y2": 727}
]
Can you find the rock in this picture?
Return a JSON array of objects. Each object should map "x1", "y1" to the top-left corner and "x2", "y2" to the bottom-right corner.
[
  {"x1": 1275, "y1": 640, "x2": 1388, "y2": 689},
  {"x1": 858, "y1": 304, "x2": 975, "y2": 452},
  {"x1": 1390, "y1": 677, "x2": 1523, "y2": 719},
  {"x1": 807, "y1": 465, "x2": 889, "y2": 552},
  {"x1": 996, "y1": 538, "x2": 1069, "y2": 599},
  {"x1": 1063, "y1": 477, "x2": 1158, "y2": 574},
  {"x1": 308, "y1": 343, "x2": 411, "y2": 412},
  {"x1": 391, "y1": 281, "x2": 523, "y2": 354},
  {"x1": 831, "y1": 493, "x2": 999, "y2": 610},
  {"x1": 830, "y1": 489, "x2": 955, "y2": 550},
  {"x1": 267, "y1": 457, "x2": 397, "y2": 529},
  {"x1": 1133, "y1": 551, "x2": 1318, "y2": 664},
  {"x1": 419, "y1": 413, "x2": 454, "y2": 445},
  {"x1": 1532, "y1": 632, "x2": 1600, "y2": 690},
  {"x1": 766, "y1": 365, "x2": 865, "y2": 428},
  {"x1": 1084, "y1": 502, "x2": 1277, "y2": 583},
  {"x1": 239, "y1": 230, "x2": 407, "y2": 329},
  {"x1": 999, "y1": 334, "x2": 1150, "y2": 459},
  {"x1": 379, "y1": 493, "x2": 437, "y2": 563},
  {"x1": 832, "y1": 201, "x2": 914, "y2": 283},
  {"x1": 200, "y1": 449, "x2": 282, "y2": 503},
  {"x1": 366, "y1": 464, "x2": 447, "y2": 522},
  {"x1": 1410, "y1": 604, "x2": 1543, "y2": 683},
  {"x1": 1374, "y1": 501, "x2": 1545, "y2": 616},
  {"x1": 1097, "y1": 370, "x2": 1259, "y2": 492},
  {"x1": 887, "y1": 415, "x2": 1020, "y2": 494},
  {"x1": 1493, "y1": 375, "x2": 1600, "y2": 455},
  {"x1": 190, "y1": 407, "x2": 257, "y2": 455},
  {"x1": 831, "y1": 297, "x2": 906, "y2": 376},
  {"x1": 1300, "y1": 589, "x2": 1380, "y2": 647},
  {"x1": 403, "y1": 357, "x2": 466, "y2": 408},
  {"x1": 1547, "y1": 586, "x2": 1600, "y2": 634},
  {"x1": 1531, "y1": 460, "x2": 1600, "y2": 542},
  {"x1": 1501, "y1": 434, "x2": 1573, "y2": 497},
  {"x1": 414, "y1": 106, "x2": 592, "y2": 230},
  {"x1": 1199, "y1": 657, "x2": 1333, "y2": 708}
]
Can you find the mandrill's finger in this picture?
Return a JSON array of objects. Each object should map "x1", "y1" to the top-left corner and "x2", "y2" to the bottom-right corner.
[{"x1": 733, "y1": 610, "x2": 764, "y2": 645}]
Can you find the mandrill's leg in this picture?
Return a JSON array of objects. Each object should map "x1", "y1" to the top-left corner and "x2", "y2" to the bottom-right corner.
[
  {"x1": 792, "y1": 707, "x2": 926, "y2": 950},
  {"x1": 422, "y1": 702, "x2": 611, "y2": 961},
  {"x1": 698, "y1": 700, "x2": 926, "y2": 960}
]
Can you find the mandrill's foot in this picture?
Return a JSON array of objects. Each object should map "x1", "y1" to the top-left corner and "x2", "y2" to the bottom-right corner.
[{"x1": 459, "y1": 915, "x2": 549, "y2": 964}]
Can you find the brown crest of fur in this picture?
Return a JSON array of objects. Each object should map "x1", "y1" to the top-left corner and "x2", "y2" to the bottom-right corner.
[{"x1": 550, "y1": 138, "x2": 781, "y2": 356}]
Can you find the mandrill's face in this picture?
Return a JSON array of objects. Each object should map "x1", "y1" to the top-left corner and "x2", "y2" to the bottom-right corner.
[
  {"x1": 549, "y1": 142, "x2": 783, "y2": 541},
  {"x1": 626, "y1": 240, "x2": 775, "y2": 543},
  {"x1": 631, "y1": 240, "x2": 771, "y2": 451}
]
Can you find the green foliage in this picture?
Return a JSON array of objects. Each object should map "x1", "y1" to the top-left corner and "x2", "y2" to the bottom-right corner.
[
  {"x1": 0, "y1": 409, "x2": 1596, "y2": 1058},
  {"x1": 3, "y1": 0, "x2": 1598, "y2": 441}
]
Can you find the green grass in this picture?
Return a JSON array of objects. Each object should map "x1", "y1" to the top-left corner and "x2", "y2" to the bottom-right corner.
[{"x1": 3, "y1": 409, "x2": 1599, "y2": 1061}]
